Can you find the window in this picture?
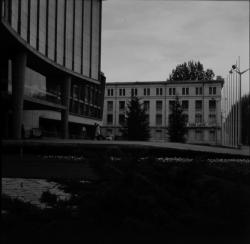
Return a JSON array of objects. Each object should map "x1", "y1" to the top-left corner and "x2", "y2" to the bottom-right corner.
[
  {"x1": 209, "y1": 100, "x2": 216, "y2": 110},
  {"x1": 183, "y1": 114, "x2": 189, "y2": 123},
  {"x1": 209, "y1": 130, "x2": 216, "y2": 141},
  {"x1": 72, "y1": 85, "x2": 79, "y2": 100},
  {"x1": 29, "y1": 0, "x2": 38, "y2": 49},
  {"x1": 56, "y1": 0, "x2": 65, "y2": 65},
  {"x1": 195, "y1": 130, "x2": 203, "y2": 141},
  {"x1": 182, "y1": 87, "x2": 189, "y2": 95},
  {"x1": 213, "y1": 87, "x2": 216, "y2": 95},
  {"x1": 119, "y1": 88, "x2": 125, "y2": 96},
  {"x1": 195, "y1": 100, "x2": 202, "y2": 110},
  {"x1": 156, "y1": 100, "x2": 162, "y2": 111},
  {"x1": 144, "y1": 101, "x2": 150, "y2": 112},
  {"x1": 107, "y1": 114, "x2": 113, "y2": 124},
  {"x1": 169, "y1": 88, "x2": 172, "y2": 95},
  {"x1": 48, "y1": 0, "x2": 56, "y2": 61},
  {"x1": 107, "y1": 89, "x2": 113, "y2": 96},
  {"x1": 131, "y1": 88, "x2": 137, "y2": 97},
  {"x1": 119, "y1": 114, "x2": 125, "y2": 125},
  {"x1": 196, "y1": 87, "x2": 203, "y2": 95},
  {"x1": 182, "y1": 100, "x2": 189, "y2": 110},
  {"x1": 195, "y1": 114, "x2": 202, "y2": 123},
  {"x1": 119, "y1": 101, "x2": 125, "y2": 111},
  {"x1": 144, "y1": 88, "x2": 150, "y2": 96},
  {"x1": 65, "y1": 0, "x2": 74, "y2": 69},
  {"x1": 39, "y1": 0, "x2": 46, "y2": 54},
  {"x1": 169, "y1": 100, "x2": 175, "y2": 111},
  {"x1": 169, "y1": 88, "x2": 176, "y2": 95},
  {"x1": 156, "y1": 88, "x2": 163, "y2": 96},
  {"x1": 82, "y1": 0, "x2": 91, "y2": 76},
  {"x1": 74, "y1": 0, "x2": 83, "y2": 73},
  {"x1": 91, "y1": 0, "x2": 101, "y2": 79},
  {"x1": 156, "y1": 114, "x2": 162, "y2": 126},
  {"x1": 20, "y1": 0, "x2": 28, "y2": 40},
  {"x1": 209, "y1": 87, "x2": 216, "y2": 95},
  {"x1": 209, "y1": 114, "x2": 216, "y2": 125},
  {"x1": 107, "y1": 101, "x2": 113, "y2": 111}
]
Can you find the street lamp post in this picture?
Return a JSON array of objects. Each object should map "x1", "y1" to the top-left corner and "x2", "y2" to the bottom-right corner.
[{"x1": 229, "y1": 64, "x2": 250, "y2": 148}]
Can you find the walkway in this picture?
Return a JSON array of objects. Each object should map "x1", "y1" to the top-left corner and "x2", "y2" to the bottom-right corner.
[{"x1": 3, "y1": 139, "x2": 250, "y2": 157}]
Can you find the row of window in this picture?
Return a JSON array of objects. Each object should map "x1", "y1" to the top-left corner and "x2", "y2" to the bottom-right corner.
[
  {"x1": 106, "y1": 100, "x2": 217, "y2": 112},
  {"x1": 71, "y1": 82, "x2": 102, "y2": 108},
  {"x1": 106, "y1": 87, "x2": 217, "y2": 97},
  {"x1": 70, "y1": 101, "x2": 101, "y2": 118},
  {"x1": 106, "y1": 113, "x2": 217, "y2": 126},
  {"x1": 195, "y1": 129, "x2": 217, "y2": 141}
]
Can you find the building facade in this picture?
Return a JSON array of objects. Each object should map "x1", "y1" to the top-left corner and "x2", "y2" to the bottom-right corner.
[
  {"x1": 102, "y1": 80, "x2": 224, "y2": 145},
  {"x1": 0, "y1": 0, "x2": 105, "y2": 139}
]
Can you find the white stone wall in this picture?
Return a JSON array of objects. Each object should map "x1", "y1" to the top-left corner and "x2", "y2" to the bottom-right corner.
[{"x1": 102, "y1": 81, "x2": 223, "y2": 144}]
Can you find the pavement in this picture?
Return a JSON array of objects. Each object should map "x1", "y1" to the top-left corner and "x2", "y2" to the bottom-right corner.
[
  {"x1": 2, "y1": 178, "x2": 71, "y2": 209},
  {"x1": 2, "y1": 154, "x2": 99, "y2": 180},
  {"x1": 2, "y1": 139, "x2": 250, "y2": 157}
]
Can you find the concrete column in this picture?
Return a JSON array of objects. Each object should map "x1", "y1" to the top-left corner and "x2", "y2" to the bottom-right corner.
[
  {"x1": 61, "y1": 76, "x2": 71, "y2": 139},
  {"x1": 12, "y1": 52, "x2": 27, "y2": 139}
]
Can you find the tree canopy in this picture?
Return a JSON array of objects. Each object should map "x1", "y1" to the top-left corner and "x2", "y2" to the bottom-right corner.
[
  {"x1": 168, "y1": 96, "x2": 188, "y2": 143},
  {"x1": 122, "y1": 96, "x2": 150, "y2": 141},
  {"x1": 168, "y1": 61, "x2": 215, "y2": 81}
]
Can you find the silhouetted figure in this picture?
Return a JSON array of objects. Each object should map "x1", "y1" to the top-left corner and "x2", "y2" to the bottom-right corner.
[{"x1": 94, "y1": 123, "x2": 103, "y2": 140}]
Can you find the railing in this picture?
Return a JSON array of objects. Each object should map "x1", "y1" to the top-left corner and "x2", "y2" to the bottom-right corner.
[{"x1": 24, "y1": 85, "x2": 62, "y2": 105}]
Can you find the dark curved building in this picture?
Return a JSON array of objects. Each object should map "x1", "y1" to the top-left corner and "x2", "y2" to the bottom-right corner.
[{"x1": 0, "y1": 0, "x2": 105, "y2": 139}]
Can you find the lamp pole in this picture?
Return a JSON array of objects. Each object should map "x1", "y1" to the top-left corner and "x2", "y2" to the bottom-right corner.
[{"x1": 229, "y1": 63, "x2": 250, "y2": 148}]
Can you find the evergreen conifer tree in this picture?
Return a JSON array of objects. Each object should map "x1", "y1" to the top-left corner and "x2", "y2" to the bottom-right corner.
[
  {"x1": 122, "y1": 96, "x2": 150, "y2": 141},
  {"x1": 168, "y1": 96, "x2": 188, "y2": 142}
]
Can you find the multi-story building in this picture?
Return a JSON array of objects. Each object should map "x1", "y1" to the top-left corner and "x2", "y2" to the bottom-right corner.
[
  {"x1": 102, "y1": 80, "x2": 224, "y2": 145},
  {"x1": 0, "y1": 0, "x2": 105, "y2": 139}
]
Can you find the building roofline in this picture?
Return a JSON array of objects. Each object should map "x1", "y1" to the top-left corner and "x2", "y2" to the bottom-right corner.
[{"x1": 106, "y1": 80, "x2": 224, "y2": 86}]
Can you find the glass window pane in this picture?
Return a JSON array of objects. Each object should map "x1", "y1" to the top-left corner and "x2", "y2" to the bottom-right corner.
[
  {"x1": 11, "y1": 0, "x2": 19, "y2": 31},
  {"x1": 20, "y1": 0, "x2": 28, "y2": 40},
  {"x1": 56, "y1": 0, "x2": 64, "y2": 65},
  {"x1": 48, "y1": 0, "x2": 56, "y2": 60},
  {"x1": 65, "y1": 0, "x2": 73, "y2": 69},
  {"x1": 82, "y1": 0, "x2": 91, "y2": 77},
  {"x1": 156, "y1": 114, "x2": 162, "y2": 126},
  {"x1": 91, "y1": 0, "x2": 100, "y2": 80},
  {"x1": 39, "y1": 0, "x2": 47, "y2": 55},
  {"x1": 30, "y1": 0, "x2": 37, "y2": 48},
  {"x1": 74, "y1": 0, "x2": 82, "y2": 73}
]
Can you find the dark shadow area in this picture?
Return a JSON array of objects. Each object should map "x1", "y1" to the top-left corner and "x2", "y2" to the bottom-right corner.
[{"x1": 2, "y1": 153, "x2": 250, "y2": 243}]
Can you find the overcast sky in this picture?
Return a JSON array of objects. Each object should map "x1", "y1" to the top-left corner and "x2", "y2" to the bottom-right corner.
[{"x1": 101, "y1": 0, "x2": 249, "y2": 94}]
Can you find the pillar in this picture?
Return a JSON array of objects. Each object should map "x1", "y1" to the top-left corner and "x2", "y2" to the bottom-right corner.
[
  {"x1": 12, "y1": 52, "x2": 27, "y2": 139},
  {"x1": 61, "y1": 75, "x2": 71, "y2": 139}
]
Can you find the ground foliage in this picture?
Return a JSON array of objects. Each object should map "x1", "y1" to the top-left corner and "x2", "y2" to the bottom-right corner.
[{"x1": 2, "y1": 155, "x2": 250, "y2": 242}]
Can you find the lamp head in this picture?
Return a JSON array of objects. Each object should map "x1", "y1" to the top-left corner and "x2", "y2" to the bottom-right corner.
[{"x1": 232, "y1": 65, "x2": 237, "y2": 70}]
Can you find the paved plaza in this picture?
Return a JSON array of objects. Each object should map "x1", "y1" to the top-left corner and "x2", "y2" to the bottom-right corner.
[{"x1": 3, "y1": 139, "x2": 250, "y2": 157}]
